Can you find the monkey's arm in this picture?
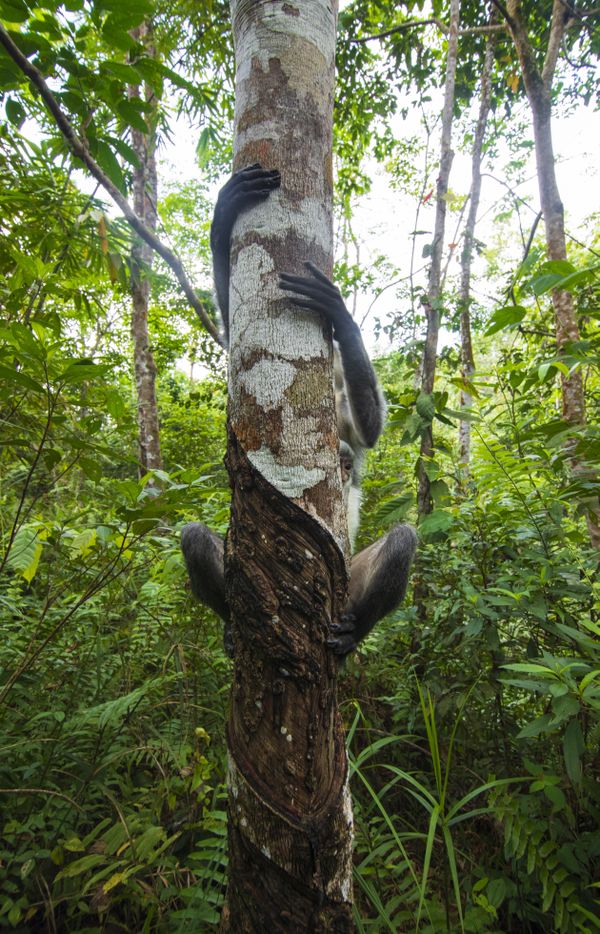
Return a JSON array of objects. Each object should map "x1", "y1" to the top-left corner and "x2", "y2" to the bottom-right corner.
[
  {"x1": 279, "y1": 263, "x2": 385, "y2": 448},
  {"x1": 211, "y1": 165, "x2": 280, "y2": 340},
  {"x1": 328, "y1": 524, "x2": 418, "y2": 656}
]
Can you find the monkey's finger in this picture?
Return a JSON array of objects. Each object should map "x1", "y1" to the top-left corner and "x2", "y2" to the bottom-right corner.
[
  {"x1": 235, "y1": 185, "x2": 281, "y2": 202},
  {"x1": 231, "y1": 167, "x2": 280, "y2": 187},
  {"x1": 304, "y1": 261, "x2": 335, "y2": 286},
  {"x1": 285, "y1": 297, "x2": 329, "y2": 315},
  {"x1": 327, "y1": 635, "x2": 356, "y2": 655},
  {"x1": 331, "y1": 617, "x2": 356, "y2": 634},
  {"x1": 279, "y1": 274, "x2": 339, "y2": 300}
]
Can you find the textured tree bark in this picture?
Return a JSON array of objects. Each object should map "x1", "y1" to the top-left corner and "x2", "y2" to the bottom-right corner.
[
  {"x1": 458, "y1": 7, "x2": 496, "y2": 476},
  {"x1": 504, "y1": 0, "x2": 600, "y2": 547},
  {"x1": 416, "y1": 0, "x2": 460, "y2": 519},
  {"x1": 129, "y1": 23, "x2": 162, "y2": 475},
  {"x1": 221, "y1": 2, "x2": 353, "y2": 930}
]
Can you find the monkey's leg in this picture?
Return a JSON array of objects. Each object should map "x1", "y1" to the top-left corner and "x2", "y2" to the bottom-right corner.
[
  {"x1": 181, "y1": 523, "x2": 233, "y2": 654},
  {"x1": 329, "y1": 524, "x2": 418, "y2": 657}
]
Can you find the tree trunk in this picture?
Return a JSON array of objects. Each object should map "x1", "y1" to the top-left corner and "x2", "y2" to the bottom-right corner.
[
  {"x1": 222, "y1": 2, "x2": 353, "y2": 930},
  {"x1": 416, "y1": 0, "x2": 460, "y2": 519},
  {"x1": 129, "y1": 23, "x2": 162, "y2": 475},
  {"x1": 504, "y1": 0, "x2": 600, "y2": 547},
  {"x1": 458, "y1": 7, "x2": 496, "y2": 476}
]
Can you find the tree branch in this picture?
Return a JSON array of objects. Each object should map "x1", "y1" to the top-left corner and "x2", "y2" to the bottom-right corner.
[
  {"x1": 489, "y1": 0, "x2": 517, "y2": 31},
  {"x1": 0, "y1": 23, "x2": 222, "y2": 345},
  {"x1": 349, "y1": 17, "x2": 505, "y2": 44},
  {"x1": 542, "y1": 0, "x2": 570, "y2": 88}
]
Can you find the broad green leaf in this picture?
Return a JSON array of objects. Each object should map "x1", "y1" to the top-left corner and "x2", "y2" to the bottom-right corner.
[
  {"x1": 116, "y1": 99, "x2": 151, "y2": 134},
  {"x1": 419, "y1": 509, "x2": 454, "y2": 537},
  {"x1": 70, "y1": 528, "x2": 97, "y2": 557},
  {"x1": 502, "y1": 663, "x2": 557, "y2": 676},
  {"x1": 416, "y1": 391, "x2": 435, "y2": 422},
  {"x1": 5, "y1": 96, "x2": 25, "y2": 125},
  {"x1": 485, "y1": 305, "x2": 526, "y2": 336},
  {"x1": 517, "y1": 713, "x2": 553, "y2": 738},
  {"x1": 60, "y1": 361, "x2": 106, "y2": 383},
  {"x1": 94, "y1": 140, "x2": 127, "y2": 194},
  {"x1": 0, "y1": 0, "x2": 29, "y2": 23},
  {"x1": 7, "y1": 527, "x2": 43, "y2": 582},
  {"x1": 55, "y1": 853, "x2": 105, "y2": 880},
  {"x1": 580, "y1": 669, "x2": 600, "y2": 694},
  {"x1": 100, "y1": 60, "x2": 142, "y2": 84},
  {"x1": 0, "y1": 363, "x2": 45, "y2": 393},
  {"x1": 79, "y1": 458, "x2": 103, "y2": 482}
]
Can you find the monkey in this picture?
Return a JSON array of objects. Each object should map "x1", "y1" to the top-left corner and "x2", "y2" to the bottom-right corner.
[{"x1": 182, "y1": 165, "x2": 417, "y2": 657}]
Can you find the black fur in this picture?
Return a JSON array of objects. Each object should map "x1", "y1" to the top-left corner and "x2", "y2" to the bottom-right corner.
[{"x1": 182, "y1": 165, "x2": 417, "y2": 657}]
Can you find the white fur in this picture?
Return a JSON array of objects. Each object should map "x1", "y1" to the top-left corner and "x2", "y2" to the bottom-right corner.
[{"x1": 346, "y1": 484, "x2": 362, "y2": 551}]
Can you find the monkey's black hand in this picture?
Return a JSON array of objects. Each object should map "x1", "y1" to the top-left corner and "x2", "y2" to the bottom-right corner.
[
  {"x1": 211, "y1": 164, "x2": 281, "y2": 247},
  {"x1": 327, "y1": 613, "x2": 358, "y2": 656},
  {"x1": 279, "y1": 262, "x2": 354, "y2": 338}
]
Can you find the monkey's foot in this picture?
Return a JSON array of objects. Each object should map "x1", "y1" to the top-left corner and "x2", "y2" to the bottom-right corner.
[{"x1": 328, "y1": 613, "x2": 358, "y2": 656}]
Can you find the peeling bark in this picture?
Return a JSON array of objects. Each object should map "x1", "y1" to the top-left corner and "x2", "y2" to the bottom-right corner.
[
  {"x1": 222, "y1": 1, "x2": 353, "y2": 928},
  {"x1": 417, "y1": 0, "x2": 460, "y2": 519},
  {"x1": 458, "y1": 7, "x2": 497, "y2": 476},
  {"x1": 129, "y1": 23, "x2": 162, "y2": 475},
  {"x1": 504, "y1": 0, "x2": 600, "y2": 547}
]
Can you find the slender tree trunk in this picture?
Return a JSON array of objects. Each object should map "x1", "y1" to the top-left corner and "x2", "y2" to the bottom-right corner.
[
  {"x1": 504, "y1": 0, "x2": 600, "y2": 547},
  {"x1": 222, "y1": 2, "x2": 352, "y2": 930},
  {"x1": 416, "y1": 0, "x2": 460, "y2": 519},
  {"x1": 458, "y1": 7, "x2": 496, "y2": 476},
  {"x1": 129, "y1": 23, "x2": 161, "y2": 475}
]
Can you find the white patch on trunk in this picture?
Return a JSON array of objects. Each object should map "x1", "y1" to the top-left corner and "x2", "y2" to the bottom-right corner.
[
  {"x1": 248, "y1": 446, "x2": 325, "y2": 497},
  {"x1": 239, "y1": 358, "x2": 297, "y2": 409},
  {"x1": 233, "y1": 2, "x2": 335, "y2": 95}
]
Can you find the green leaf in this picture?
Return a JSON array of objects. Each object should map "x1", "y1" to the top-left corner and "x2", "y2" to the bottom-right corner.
[
  {"x1": 517, "y1": 713, "x2": 553, "y2": 738},
  {"x1": 80, "y1": 458, "x2": 103, "y2": 482},
  {"x1": 101, "y1": 60, "x2": 142, "y2": 84},
  {"x1": 541, "y1": 260, "x2": 575, "y2": 276},
  {"x1": 502, "y1": 663, "x2": 557, "y2": 676},
  {"x1": 7, "y1": 527, "x2": 43, "y2": 582},
  {"x1": 485, "y1": 305, "x2": 526, "y2": 336},
  {"x1": 60, "y1": 361, "x2": 106, "y2": 383},
  {"x1": 109, "y1": 136, "x2": 141, "y2": 168},
  {"x1": 419, "y1": 509, "x2": 454, "y2": 537},
  {"x1": 56, "y1": 853, "x2": 105, "y2": 880},
  {"x1": 0, "y1": 363, "x2": 45, "y2": 393},
  {"x1": 550, "y1": 693, "x2": 580, "y2": 725},
  {"x1": 580, "y1": 669, "x2": 600, "y2": 694},
  {"x1": 5, "y1": 96, "x2": 26, "y2": 126},
  {"x1": 116, "y1": 99, "x2": 150, "y2": 134},
  {"x1": 69, "y1": 528, "x2": 97, "y2": 557},
  {"x1": 415, "y1": 391, "x2": 435, "y2": 422},
  {"x1": 94, "y1": 140, "x2": 127, "y2": 194},
  {"x1": 0, "y1": 0, "x2": 29, "y2": 23}
]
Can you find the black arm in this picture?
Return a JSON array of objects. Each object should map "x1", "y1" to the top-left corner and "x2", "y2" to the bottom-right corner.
[
  {"x1": 279, "y1": 263, "x2": 385, "y2": 448},
  {"x1": 211, "y1": 164, "x2": 280, "y2": 341}
]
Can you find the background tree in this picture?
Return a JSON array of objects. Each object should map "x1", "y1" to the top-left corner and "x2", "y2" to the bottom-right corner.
[
  {"x1": 129, "y1": 22, "x2": 161, "y2": 474},
  {"x1": 495, "y1": 0, "x2": 600, "y2": 546},
  {"x1": 458, "y1": 6, "x2": 497, "y2": 475}
]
